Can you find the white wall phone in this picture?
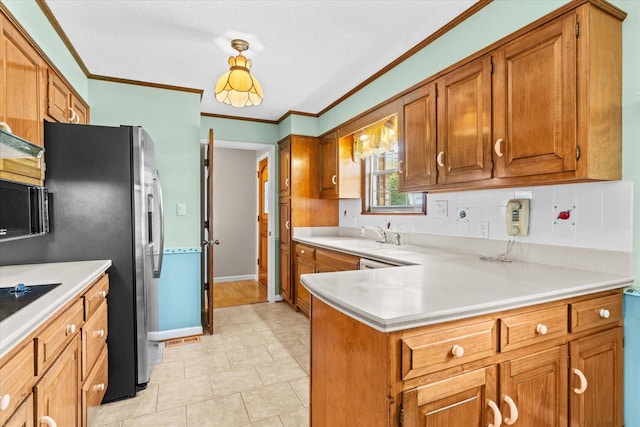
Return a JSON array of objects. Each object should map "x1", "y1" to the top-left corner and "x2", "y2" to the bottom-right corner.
[{"x1": 506, "y1": 199, "x2": 530, "y2": 236}]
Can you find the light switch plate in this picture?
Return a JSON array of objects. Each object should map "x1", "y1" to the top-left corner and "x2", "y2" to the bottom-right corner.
[
  {"x1": 176, "y1": 203, "x2": 187, "y2": 216},
  {"x1": 435, "y1": 200, "x2": 448, "y2": 217}
]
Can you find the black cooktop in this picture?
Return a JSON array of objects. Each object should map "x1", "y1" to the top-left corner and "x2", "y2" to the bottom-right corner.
[{"x1": 0, "y1": 283, "x2": 61, "y2": 322}]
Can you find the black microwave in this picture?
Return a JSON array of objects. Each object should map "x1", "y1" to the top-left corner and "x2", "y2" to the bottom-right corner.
[{"x1": 0, "y1": 179, "x2": 49, "y2": 241}]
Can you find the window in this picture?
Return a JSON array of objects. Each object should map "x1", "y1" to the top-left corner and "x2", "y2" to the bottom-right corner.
[{"x1": 362, "y1": 145, "x2": 425, "y2": 214}]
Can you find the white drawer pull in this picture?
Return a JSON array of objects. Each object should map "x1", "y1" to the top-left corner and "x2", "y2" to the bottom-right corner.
[
  {"x1": 451, "y1": 344, "x2": 464, "y2": 358},
  {"x1": 503, "y1": 395, "x2": 519, "y2": 425},
  {"x1": 599, "y1": 309, "x2": 610, "y2": 319},
  {"x1": 41, "y1": 415, "x2": 58, "y2": 427},
  {"x1": 0, "y1": 393, "x2": 10, "y2": 411},
  {"x1": 99, "y1": 290, "x2": 107, "y2": 298},
  {"x1": 65, "y1": 324, "x2": 76, "y2": 335},
  {"x1": 93, "y1": 383, "x2": 105, "y2": 392},
  {"x1": 487, "y1": 399, "x2": 502, "y2": 427},
  {"x1": 494, "y1": 138, "x2": 504, "y2": 157},
  {"x1": 300, "y1": 250, "x2": 305, "y2": 254},
  {"x1": 535, "y1": 323, "x2": 548, "y2": 335},
  {"x1": 573, "y1": 368, "x2": 588, "y2": 394},
  {"x1": 93, "y1": 329, "x2": 105, "y2": 338}
]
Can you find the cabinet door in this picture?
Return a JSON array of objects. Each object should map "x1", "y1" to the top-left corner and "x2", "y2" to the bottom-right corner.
[
  {"x1": 0, "y1": 14, "x2": 44, "y2": 146},
  {"x1": 4, "y1": 394, "x2": 33, "y2": 427},
  {"x1": 279, "y1": 198, "x2": 290, "y2": 247},
  {"x1": 402, "y1": 366, "x2": 498, "y2": 427},
  {"x1": 35, "y1": 335, "x2": 81, "y2": 427},
  {"x1": 493, "y1": 13, "x2": 577, "y2": 179},
  {"x1": 436, "y1": 56, "x2": 492, "y2": 185},
  {"x1": 398, "y1": 82, "x2": 437, "y2": 191},
  {"x1": 47, "y1": 69, "x2": 73, "y2": 123},
  {"x1": 279, "y1": 246, "x2": 291, "y2": 304},
  {"x1": 569, "y1": 327, "x2": 623, "y2": 427},
  {"x1": 500, "y1": 345, "x2": 568, "y2": 427},
  {"x1": 319, "y1": 133, "x2": 338, "y2": 199},
  {"x1": 295, "y1": 258, "x2": 314, "y2": 315},
  {"x1": 71, "y1": 94, "x2": 88, "y2": 124},
  {"x1": 279, "y1": 139, "x2": 291, "y2": 198}
]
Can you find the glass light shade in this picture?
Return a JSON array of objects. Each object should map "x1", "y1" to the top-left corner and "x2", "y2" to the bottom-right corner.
[
  {"x1": 215, "y1": 54, "x2": 263, "y2": 107},
  {"x1": 353, "y1": 115, "x2": 398, "y2": 159}
]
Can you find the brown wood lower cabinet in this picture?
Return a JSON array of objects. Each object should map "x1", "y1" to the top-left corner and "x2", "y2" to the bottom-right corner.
[
  {"x1": 310, "y1": 290, "x2": 624, "y2": 427},
  {"x1": 294, "y1": 242, "x2": 360, "y2": 316}
]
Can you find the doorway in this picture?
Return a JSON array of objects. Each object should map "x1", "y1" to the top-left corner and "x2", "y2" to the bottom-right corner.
[{"x1": 200, "y1": 138, "x2": 277, "y2": 332}]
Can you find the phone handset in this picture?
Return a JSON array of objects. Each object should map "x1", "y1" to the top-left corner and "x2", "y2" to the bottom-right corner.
[{"x1": 506, "y1": 199, "x2": 530, "y2": 236}]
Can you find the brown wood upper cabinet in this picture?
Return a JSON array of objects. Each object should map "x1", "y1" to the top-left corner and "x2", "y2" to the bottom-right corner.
[
  {"x1": 47, "y1": 69, "x2": 89, "y2": 125},
  {"x1": 398, "y1": 1, "x2": 624, "y2": 192},
  {"x1": 318, "y1": 132, "x2": 360, "y2": 199}
]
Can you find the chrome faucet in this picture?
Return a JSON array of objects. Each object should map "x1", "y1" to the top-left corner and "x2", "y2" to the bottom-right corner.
[
  {"x1": 390, "y1": 231, "x2": 401, "y2": 246},
  {"x1": 360, "y1": 225, "x2": 387, "y2": 243}
]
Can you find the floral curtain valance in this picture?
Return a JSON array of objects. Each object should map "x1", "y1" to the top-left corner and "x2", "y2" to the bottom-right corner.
[{"x1": 353, "y1": 115, "x2": 398, "y2": 160}]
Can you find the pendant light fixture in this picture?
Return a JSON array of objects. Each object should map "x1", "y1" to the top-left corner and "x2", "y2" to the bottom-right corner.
[{"x1": 214, "y1": 39, "x2": 263, "y2": 107}]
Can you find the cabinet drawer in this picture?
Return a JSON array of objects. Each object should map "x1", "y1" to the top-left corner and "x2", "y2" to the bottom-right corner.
[
  {"x1": 36, "y1": 298, "x2": 84, "y2": 375},
  {"x1": 295, "y1": 244, "x2": 315, "y2": 260},
  {"x1": 3, "y1": 393, "x2": 33, "y2": 427},
  {"x1": 570, "y1": 294, "x2": 622, "y2": 333},
  {"x1": 84, "y1": 274, "x2": 109, "y2": 320},
  {"x1": 401, "y1": 320, "x2": 496, "y2": 380},
  {"x1": 0, "y1": 343, "x2": 35, "y2": 426},
  {"x1": 82, "y1": 301, "x2": 108, "y2": 381},
  {"x1": 500, "y1": 305, "x2": 568, "y2": 352},
  {"x1": 83, "y1": 347, "x2": 108, "y2": 427},
  {"x1": 316, "y1": 249, "x2": 359, "y2": 271}
]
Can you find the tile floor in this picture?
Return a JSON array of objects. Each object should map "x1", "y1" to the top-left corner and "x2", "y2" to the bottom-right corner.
[{"x1": 91, "y1": 302, "x2": 310, "y2": 427}]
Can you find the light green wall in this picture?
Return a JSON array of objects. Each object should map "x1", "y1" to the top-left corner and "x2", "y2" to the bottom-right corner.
[
  {"x1": 200, "y1": 115, "x2": 278, "y2": 144},
  {"x1": 89, "y1": 79, "x2": 202, "y2": 248},
  {"x1": 2, "y1": 0, "x2": 88, "y2": 100}
]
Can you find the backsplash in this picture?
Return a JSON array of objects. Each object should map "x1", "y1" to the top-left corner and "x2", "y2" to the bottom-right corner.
[{"x1": 340, "y1": 181, "x2": 633, "y2": 252}]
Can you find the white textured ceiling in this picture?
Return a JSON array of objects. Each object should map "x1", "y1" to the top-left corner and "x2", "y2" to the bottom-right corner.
[{"x1": 44, "y1": 0, "x2": 478, "y2": 122}]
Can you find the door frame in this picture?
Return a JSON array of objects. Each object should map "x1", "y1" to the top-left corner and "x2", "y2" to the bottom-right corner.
[
  {"x1": 201, "y1": 138, "x2": 278, "y2": 303},
  {"x1": 257, "y1": 152, "x2": 269, "y2": 288}
]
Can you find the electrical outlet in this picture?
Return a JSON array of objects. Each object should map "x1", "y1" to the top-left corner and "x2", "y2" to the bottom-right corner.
[
  {"x1": 435, "y1": 200, "x2": 448, "y2": 217},
  {"x1": 479, "y1": 221, "x2": 489, "y2": 239}
]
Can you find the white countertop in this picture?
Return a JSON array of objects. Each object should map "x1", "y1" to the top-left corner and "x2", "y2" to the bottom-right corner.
[
  {"x1": 0, "y1": 260, "x2": 112, "y2": 358},
  {"x1": 295, "y1": 236, "x2": 633, "y2": 332}
]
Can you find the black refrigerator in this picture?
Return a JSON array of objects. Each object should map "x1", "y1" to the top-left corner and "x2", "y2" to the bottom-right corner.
[{"x1": 0, "y1": 121, "x2": 165, "y2": 402}]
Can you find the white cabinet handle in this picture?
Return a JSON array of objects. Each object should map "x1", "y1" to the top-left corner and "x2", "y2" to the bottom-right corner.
[
  {"x1": 599, "y1": 309, "x2": 610, "y2": 319},
  {"x1": 0, "y1": 393, "x2": 10, "y2": 411},
  {"x1": 487, "y1": 399, "x2": 502, "y2": 427},
  {"x1": 285, "y1": 220, "x2": 290, "y2": 230},
  {"x1": 41, "y1": 415, "x2": 58, "y2": 427},
  {"x1": 536, "y1": 323, "x2": 548, "y2": 335},
  {"x1": 65, "y1": 324, "x2": 76, "y2": 335},
  {"x1": 67, "y1": 107, "x2": 79, "y2": 123},
  {"x1": 93, "y1": 329, "x2": 105, "y2": 338},
  {"x1": 331, "y1": 174, "x2": 337, "y2": 185},
  {"x1": 573, "y1": 368, "x2": 588, "y2": 394},
  {"x1": 451, "y1": 344, "x2": 465, "y2": 358},
  {"x1": 398, "y1": 160, "x2": 404, "y2": 174},
  {"x1": 93, "y1": 383, "x2": 105, "y2": 392},
  {"x1": 285, "y1": 178, "x2": 289, "y2": 188},
  {"x1": 99, "y1": 290, "x2": 107, "y2": 298},
  {"x1": 494, "y1": 138, "x2": 504, "y2": 157},
  {"x1": 300, "y1": 249, "x2": 305, "y2": 254},
  {"x1": 437, "y1": 151, "x2": 445, "y2": 167},
  {"x1": 503, "y1": 395, "x2": 519, "y2": 425},
  {"x1": 0, "y1": 122, "x2": 12, "y2": 133}
]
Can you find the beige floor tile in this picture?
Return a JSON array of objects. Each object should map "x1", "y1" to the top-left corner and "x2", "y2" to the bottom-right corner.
[
  {"x1": 201, "y1": 333, "x2": 246, "y2": 354},
  {"x1": 278, "y1": 338, "x2": 308, "y2": 358},
  {"x1": 162, "y1": 343, "x2": 207, "y2": 362},
  {"x1": 289, "y1": 377, "x2": 309, "y2": 407},
  {"x1": 149, "y1": 360, "x2": 185, "y2": 385},
  {"x1": 279, "y1": 407, "x2": 310, "y2": 427},
  {"x1": 93, "y1": 385, "x2": 158, "y2": 425},
  {"x1": 249, "y1": 416, "x2": 284, "y2": 426},
  {"x1": 241, "y1": 330, "x2": 280, "y2": 347},
  {"x1": 186, "y1": 393, "x2": 250, "y2": 427},
  {"x1": 227, "y1": 345, "x2": 274, "y2": 369},
  {"x1": 264, "y1": 342, "x2": 297, "y2": 361},
  {"x1": 294, "y1": 353, "x2": 310, "y2": 374},
  {"x1": 184, "y1": 351, "x2": 231, "y2": 378},
  {"x1": 122, "y1": 407, "x2": 187, "y2": 427},
  {"x1": 241, "y1": 382, "x2": 303, "y2": 422},
  {"x1": 254, "y1": 358, "x2": 306, "y2": 386},
  {"x1": 210, "y1": 366, "x2": 264, "y2": 397},
  {"x1": 216, "y1": 322, "x2": 258, "y2": 337},
  {"x1": 156, "y1": 375, "x2": 213, "y2": 412}
]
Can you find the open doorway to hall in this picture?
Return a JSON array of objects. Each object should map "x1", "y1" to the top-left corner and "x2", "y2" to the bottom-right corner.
[{"x1": 211, "y1": 146, "x2": 268, "y2": 308}]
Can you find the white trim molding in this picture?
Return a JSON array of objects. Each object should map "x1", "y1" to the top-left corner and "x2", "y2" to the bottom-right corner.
[
  {"x1": 148, "y1": 326, "x2": 203, "y2": 342},
  {"x1": 214, "y1": 274, "x2": 258, "y2": 283}
]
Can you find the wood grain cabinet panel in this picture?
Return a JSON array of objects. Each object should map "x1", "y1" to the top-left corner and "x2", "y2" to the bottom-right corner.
[
  {"x1": 82, "y1": 347, "x2": 108, "y2": 427},
  {"x1": 278, "y1": 140, "x2": 291, "y2": 198},
  {"x1": 570, "y1": 293, "x2": 622, "y2": 333},
  {"x1": 82, "y1": 301, "x2": 108, "y2": 381},
  {"x1": 83, "y1": 273, "x2": 109, "y2": 320},
  {"x1": 500, "y1": 304, "x2": 568, "y2": 352},
  {"x1": 0, "y1": 343, "x2": 35, "y2": 426},
  {"x1": 318, "y1": 132, "x2": 360, "y2": 199},
  {"x1": 3, "y1": 394, "x2": 33, "y2": 427},
  {"x1": 36, "y1": 298, "x2": 84, "y2": 376},
  {"x1": 47, "y1": 69, "x2": 89, "y2": 125},
  {"x1": 315, "y1": 248, "x2": 359, "y2": 272}
]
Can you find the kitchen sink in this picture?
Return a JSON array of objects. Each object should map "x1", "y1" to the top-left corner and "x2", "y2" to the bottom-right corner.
[{"x1": 0, "y1": 283, "x2": 61, "y2": 322}]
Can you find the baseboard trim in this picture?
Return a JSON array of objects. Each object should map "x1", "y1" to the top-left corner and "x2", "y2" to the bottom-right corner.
[
  {"x1": 214, "y1": 274, "x2": 257, "y2": 283},
  {"x1": 148, "y1": 326, "x2": 203, "y2": 342}
]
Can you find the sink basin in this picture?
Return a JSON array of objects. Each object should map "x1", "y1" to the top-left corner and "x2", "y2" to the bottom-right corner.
[
  {"x1": 0, "y1": 283, "x2": 61, "y2": 322},
  {"x1": 330, "y1": 240, "x2": 385, "y2": 251}
]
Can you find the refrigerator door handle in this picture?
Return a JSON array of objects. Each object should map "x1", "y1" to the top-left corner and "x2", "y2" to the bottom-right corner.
[{"x1": 153, "y1": 170, "x2": 165, "y2": 278}]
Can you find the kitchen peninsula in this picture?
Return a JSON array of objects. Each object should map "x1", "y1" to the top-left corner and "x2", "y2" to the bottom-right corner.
[
  {"x1": 299, "y1": 237, "x2": 632, "y2": 426},
  {"x1": 0, "y1": 260, "x2": 111, "y2": 427}
]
